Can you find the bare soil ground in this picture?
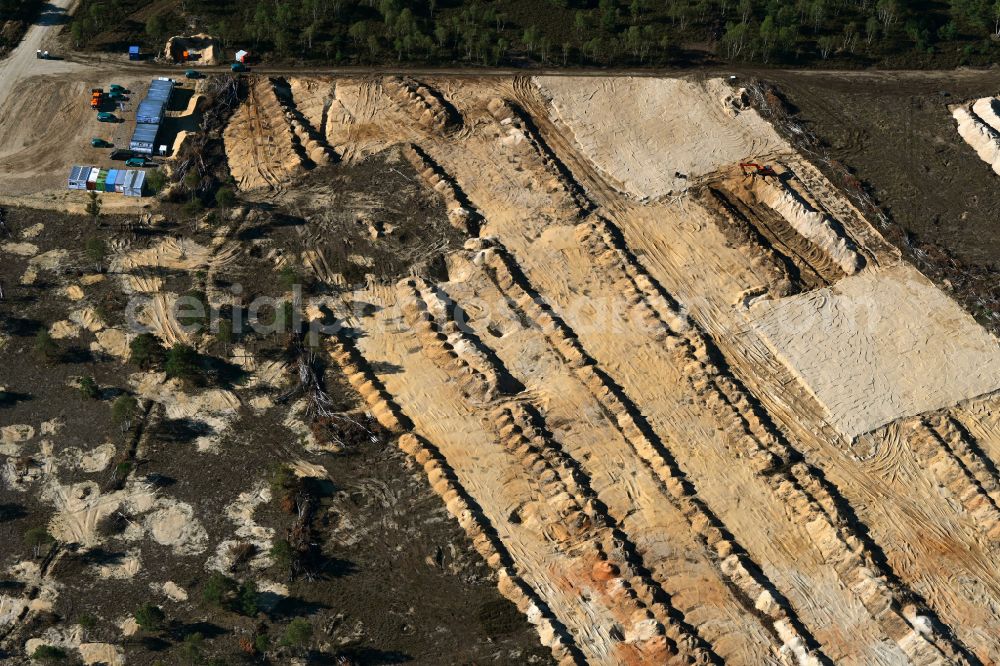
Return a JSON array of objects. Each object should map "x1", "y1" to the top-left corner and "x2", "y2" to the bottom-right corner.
[
  {"x1": 209, "y1": 72, "x2": 997, "y2": 665},
  {"x1": 4, "y1": 63, "x2": 1000, "y2": 666}
]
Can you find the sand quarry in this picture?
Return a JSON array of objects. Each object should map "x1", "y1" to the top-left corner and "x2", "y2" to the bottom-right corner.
[
  {"x1": 3, "y1": 71, "x2": 1000, "y2": 664},
  {"x1": 207, "y1": 74, "x2": 1000, "y2": 664}
]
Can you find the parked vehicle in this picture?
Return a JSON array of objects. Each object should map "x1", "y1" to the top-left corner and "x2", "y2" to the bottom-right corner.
[
  {"x1": 231, "y1": 62, "x2": 248, "y2": 72},
  {"x1": 110, "y1": 149, "x2": 133, "y2": 161},
  {"x1": 185, "y1": 69, "x2": 202, "y2": 79},
  {"x1": 96, "y1": 112, "x2": 117, "y2": 122},
  {"x1": 90, "y1": 88, "x2": 102, "y2": 109},
  {"x1": 124, "y1": 157, "x2": 150, "y2": 167},
  {"x1": 109, "y1": 84, "x2": 128, "y2": 93},
  {"x1": 90, "y1": 138, "x2": 112, "y2": 148}
]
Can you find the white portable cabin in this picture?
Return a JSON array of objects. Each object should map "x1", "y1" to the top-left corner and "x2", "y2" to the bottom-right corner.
[{"x1": 123, "y1": 170, "x2": 145, "y2": 197}]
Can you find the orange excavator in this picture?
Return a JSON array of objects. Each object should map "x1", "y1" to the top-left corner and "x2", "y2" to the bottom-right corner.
[{"x1": 739, "y1": 162, "x2": 778, "y2": 179}]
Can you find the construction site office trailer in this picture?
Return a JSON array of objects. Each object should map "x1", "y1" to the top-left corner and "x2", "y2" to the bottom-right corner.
[
  {"x1": 136, "y1": 100, "x2": 166, "y2": 125},
  {"x1": 68, "y1": 165, "x2": 91, "y2": 190},
  {"x1": 85, "y1": 168, "x2": 99, "y2": 191},
  {"x1": 131, "y1": 78, "x2": 174, "y2": 152},
  {"x1": 67, "y1": 167, "x2": 143, "y2": 197},
  {"x1": 123, "y1": 170, "x2": 145, "y2": 197},
  {"x1": 129, "y1": 123, "x2": 159, "y2": 154}
]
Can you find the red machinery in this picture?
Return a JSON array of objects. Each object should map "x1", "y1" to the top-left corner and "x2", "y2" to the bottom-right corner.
[{"x1": 739, "y1": 162, "x2": 778, "y2": 179}]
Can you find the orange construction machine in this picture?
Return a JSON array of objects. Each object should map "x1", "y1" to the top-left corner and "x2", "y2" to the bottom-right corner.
[
  {"x1": 90, "y1": 88, "x2": 103, "y2": 109},
  {"x1": 739, "y1": 162, "x2": 778, "y2": 179}
]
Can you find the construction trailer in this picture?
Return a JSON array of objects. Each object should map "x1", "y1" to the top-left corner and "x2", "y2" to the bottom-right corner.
[
  {"x1": 129, "y1": 123, "x2": 159, "y2": 155},
  {"x1": 234, "y1": 49, "x2": 249, "y2": 63},
  {"x1": 68, "y1": 166, "x2": 90, "y2": 190},
  {"x1": 129, "y1": 78, "x2": 175, "y2": 154},
  {"x1": 68, "y1": 166, "x2": 145, "y2": 197},
  {"x1": 104, "y1": 169, "x2": 118, "y2": 193},
  {"x1": 123, "y1": 170, "x2": 145, "y2": 197}
]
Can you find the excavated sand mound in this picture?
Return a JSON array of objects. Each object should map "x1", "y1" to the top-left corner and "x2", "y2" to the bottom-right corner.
[
  {"x1": 289, "y1": 78, "x2": 331, "y2": 131},
  {"x1": 164, "y1": 34, "x2": 220, "y2": 65},
  {"x1": 973, "y1": 96, "x2": 1000, "y2": 131},
  {"x1": 749, "y1": 176, "x2": 864, "y2": 274},
  {"x1": 954, "y1": 98, "x2": 1000, "y2": 176},
  {"x1": 747, "y1": 263, "x2": 1000, "y2": 438},
  {"x1": 224, "y1": 79, "x2": 306, "y2": 190},
  {"x1": 534, "y1": 76, "x2": 787, "y2": 199}
]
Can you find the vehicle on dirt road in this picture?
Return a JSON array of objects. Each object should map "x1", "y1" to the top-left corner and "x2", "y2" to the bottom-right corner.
[
  {"x1": 124, "y1": 157, "x2": 151, "y2": 167},
  {"x1": 231, "y1": 62, "x2": 248, "y2": 73},
  {"x1": 90, "y1": 138, "x2": 112, "y2": 148},
  {"x1": 185, "y1": 69, "x2": 202, "y2": 79},
  {"x1": 109, "y1": 84, "x2": 127, "y2": 93},
  {"x1": 96, "y1": 111, "x2": 117, "y2": 122},
  {"x1": 109, "y1": 149, "x2": 133, "y2": 161}
]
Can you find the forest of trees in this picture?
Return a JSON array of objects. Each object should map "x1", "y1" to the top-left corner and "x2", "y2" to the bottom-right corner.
[
  {"x1": 0, "y1": 0, "x2": 38, "y2": 20},
  {"x1": 0, "y1": 0, "x2": 41, "y2": 50},
  {"x1": 63, "y1": 0, "x2": 1000, "y2": 68}
]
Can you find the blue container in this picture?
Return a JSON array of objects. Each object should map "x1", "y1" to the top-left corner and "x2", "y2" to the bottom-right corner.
[
  {"x1": 129, "y1": 46, "x2": 140, "y2": 60},
  {"x1": 105, "y1": 169, "x2": 118, "y2": 192}
]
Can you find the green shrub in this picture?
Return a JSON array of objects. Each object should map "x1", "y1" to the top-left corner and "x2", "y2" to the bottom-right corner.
[
  {"x1": 164, "y1": 344, "x2": 202, "y2": 385},
  {"x1": 129, "y1": 333, "x2": 166, "y2": 369},
  {"x1": 78, "y1": 376, "x2": 100, "y2": 400},
  {"x1": 281, "y1": 617, "x2": 312, "y2": 648},
  {"x1": 134, "y1": 603, "x2": 165, "y2": 631},
  {"x1": 202, "y1": 572, "x2": 238, "y2": 608},
  {"x1": 111, "y1": 395, "x2": 139, "y2": 431},
  {"x1": 215, "y1": 186, "x2": 236, "y2": 210},
  {"x1": 24, "y1": 527, "x2": 54, "y2": 556},
  {"x1": 237, "y1": 580, "x2": 259, "y2": 616},
  {"x1": 30, "y1": 644, "x2": 66, "y2": 661},
  {"x1": 269, "y1": 539, "x2": 293, "y2": 570}
]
